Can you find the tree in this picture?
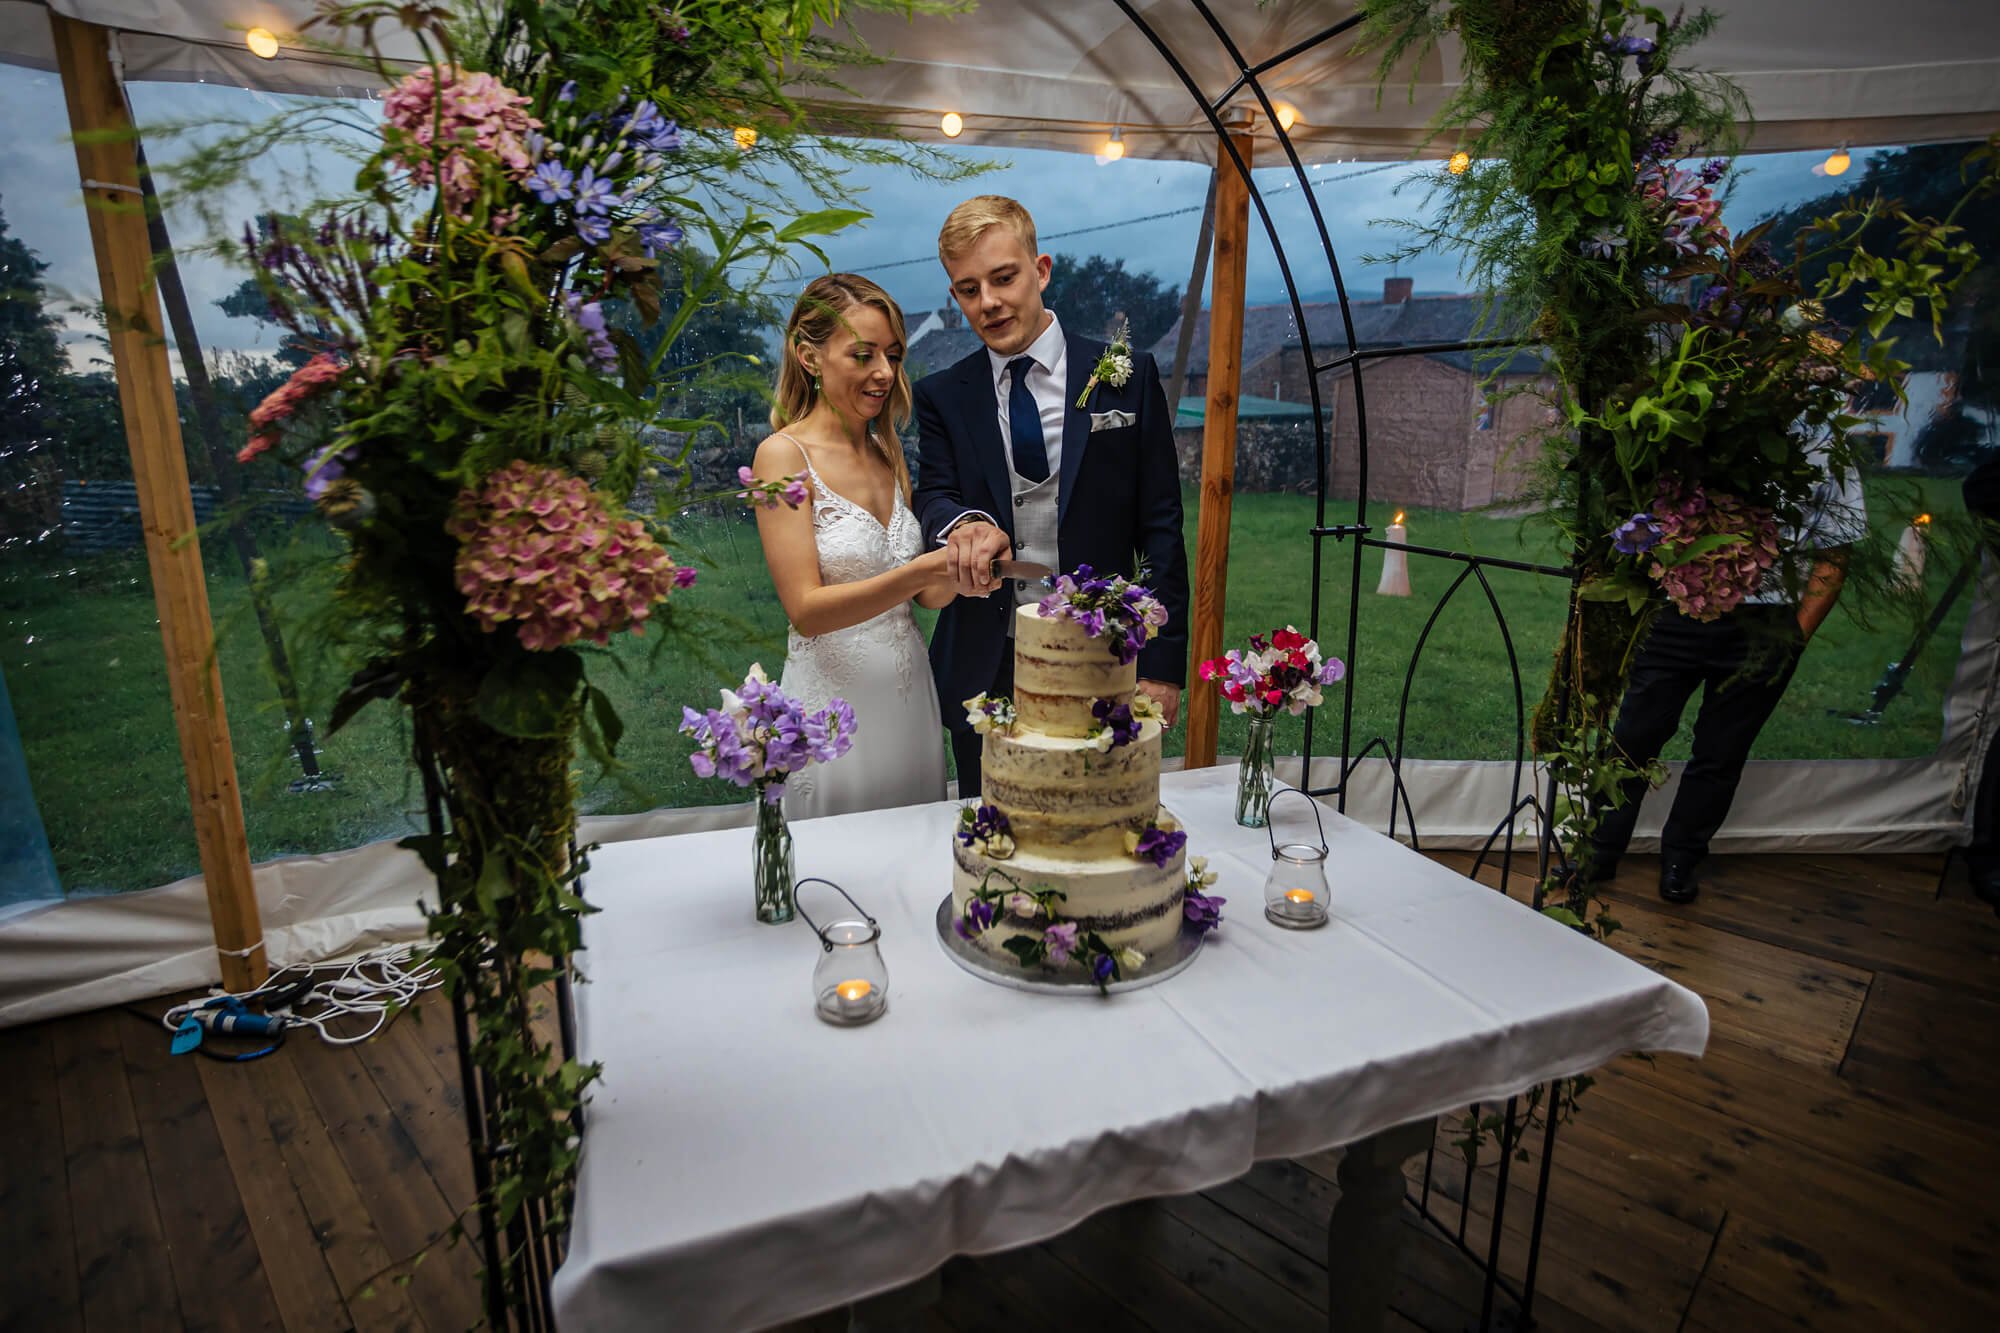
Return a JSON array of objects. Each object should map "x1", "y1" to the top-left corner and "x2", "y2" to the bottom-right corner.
[
  {"x1": 1757, "y1": 143, "x2": 2000, "y2": 469},
  {"x1": 1042, "y1": 253, "x2": 1182, "y2": 348},
  {"x1": 612, "y1": 248, "x2": 777, "y2": 445},
  {"x1": 1, "y1": 198, "x2": 72, "y2": 532}
]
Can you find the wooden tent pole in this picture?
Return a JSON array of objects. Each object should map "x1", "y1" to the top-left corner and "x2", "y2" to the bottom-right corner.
[
  {"x1": 50, "y1": 14, "x2": 266, "y2": 990},
  {"x1": 1165, "y1": 169, "x2": 1218, "y2": 414},
  {"x1": 1183, "y1": 124, "x2": 1254, "y2": 769}
]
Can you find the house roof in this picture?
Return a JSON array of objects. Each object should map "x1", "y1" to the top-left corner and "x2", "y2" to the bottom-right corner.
[
  {"x1": 1150, "y1": 294, "x2": 1547, "y2": 378},
  {"x1": 906, "y1": 326, "x2": 987, "y2": 378}
]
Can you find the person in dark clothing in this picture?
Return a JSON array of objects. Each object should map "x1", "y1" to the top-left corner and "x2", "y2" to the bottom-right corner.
[
  {"x1": 1957, "y1": 450, "x2": 2000, "y2": 915},
  {"x1": 1588, "y1": 448, "x2": 1867, "y2": 903}
]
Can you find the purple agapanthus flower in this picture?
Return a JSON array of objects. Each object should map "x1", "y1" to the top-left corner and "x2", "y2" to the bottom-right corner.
[
  {"x1": 557, "y1": 80, "x2": 577, "y2": 103},
  {"x1": 575, "y1": 213, "x2": 612, "y2": 245},
  {"x1": 1581, "y1": 228, "x2": 1628, "y2": 261},
  {"x1": 638, "y1": 217, "x2": 684, "y2": 257},
  {"x1": 1133, "y1": 826, "x2": 1187, "y2": 869},
  {"x1": 528, "y1": 160, "x2": 574, "y2": 204},
  {"x1": 571, "y1": 165, "x2": 620, "y2": 216},
  {"x1": 564, "y1": 294, "x2": 618, "y2": 370},
  {"x1": 1612, "y1": 512, "x2": 1666, "y2": 555},
  {"x1": 1091, "y1": 952, "x2": 1116, "y2": 984},
  {"x1": 1699, "y1": 157, "x2": 1729, "y2": 185},
  {"x1": 623, "y1": 101, "x2": 683, "y2": 153},
  {"x1": 1184, "y1": 889, "x2": 1226, "y2": 934},
  {"x1": 1042, "y1": 921, "x2": 1079, "y2": 962}
]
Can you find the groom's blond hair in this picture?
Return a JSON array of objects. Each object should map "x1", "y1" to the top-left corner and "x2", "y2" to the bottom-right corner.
[{"x1": 938, "y1": 195, "x2": 1039, "y2": 265}]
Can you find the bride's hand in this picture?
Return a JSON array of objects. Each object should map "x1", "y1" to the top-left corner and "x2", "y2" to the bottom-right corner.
[{"x1": 912, "y1": 547, "x2": 958, "y2": 608}]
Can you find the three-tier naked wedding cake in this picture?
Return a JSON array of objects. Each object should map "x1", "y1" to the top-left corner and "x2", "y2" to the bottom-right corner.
[{"x1": 950, "y1": 569, "x2": 1194, "y2": 978}]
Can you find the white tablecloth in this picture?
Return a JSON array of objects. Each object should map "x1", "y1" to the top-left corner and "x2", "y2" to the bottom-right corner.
[{"x1": 551, "y1": 767, "x2": 1707, "y2": 1331}]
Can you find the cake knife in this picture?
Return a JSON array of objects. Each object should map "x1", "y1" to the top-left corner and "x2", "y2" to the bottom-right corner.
[{"x1": 989, "y1": 558, "x2": 1057, "y2": 585}]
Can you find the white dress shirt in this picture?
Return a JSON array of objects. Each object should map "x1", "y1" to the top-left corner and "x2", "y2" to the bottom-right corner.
[
  {"x1": 944, "y1": 311, "x2": 1069, "y2": 537},
  {"x1": 990, "y1": 310, "x2": 1068, "y2": 481}
]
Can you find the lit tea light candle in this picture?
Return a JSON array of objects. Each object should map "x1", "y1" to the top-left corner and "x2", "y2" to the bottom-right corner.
[
  {"x1": 835, "y1": 979, "x2": 873, "y2": 1004},
  {"x1": 1285, "y1": 889, "x2": 1315, "y2": 906}
]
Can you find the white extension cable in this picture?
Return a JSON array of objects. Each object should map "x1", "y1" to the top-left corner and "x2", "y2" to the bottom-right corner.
[{"x1": 161, "y1": 944, "x2": 444, "y2": 1047}]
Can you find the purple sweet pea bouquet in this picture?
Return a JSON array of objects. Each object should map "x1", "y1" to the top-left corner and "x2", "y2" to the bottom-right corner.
[
  {"x1": 1038, "y1": 565, "x2": 1169, "y2": 665},
  {"x1": 680, "y1": 664, "x2": 855, "y2": 803}
]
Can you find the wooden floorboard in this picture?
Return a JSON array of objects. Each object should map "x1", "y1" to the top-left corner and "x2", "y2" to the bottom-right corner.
[{"x1": 9, "y1": 850, "x2": 2000, "y2": 1331}]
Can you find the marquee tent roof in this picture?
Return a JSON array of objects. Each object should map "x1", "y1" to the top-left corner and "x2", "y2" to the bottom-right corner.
[{"x1": 1, "y1": 0, "x2": 1997, "y2": 161}]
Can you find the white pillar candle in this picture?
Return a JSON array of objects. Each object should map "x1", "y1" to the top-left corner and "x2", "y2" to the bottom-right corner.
[
  {"x1": 1377, "y1": 511, "x2": 1412, "y2": 597},
  {"x1": 1894, "y1": 515, "x2": 1929, "y2": 591}
]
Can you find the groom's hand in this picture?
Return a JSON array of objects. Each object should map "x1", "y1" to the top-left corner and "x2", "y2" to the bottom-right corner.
[
  {"x1": 1138, "y1": 679, "x2": 1181, "y2": 729},
  {"x1": 945, "y1": 521, "x2": 1010, "y2": 598}
]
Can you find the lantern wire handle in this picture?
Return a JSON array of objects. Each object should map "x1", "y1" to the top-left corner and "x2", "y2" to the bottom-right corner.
[
  {"x1": 794, "y1": 877, "x2": 877, "y2": 950},
  {"x1": 1265, "y1": 789, "x2": 1329, "y2": 856}
]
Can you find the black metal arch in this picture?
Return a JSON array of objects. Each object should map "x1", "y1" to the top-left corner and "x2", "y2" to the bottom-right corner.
[{"x1": 1106, "y1": 4, "x2": 1581, "y2": 1328}]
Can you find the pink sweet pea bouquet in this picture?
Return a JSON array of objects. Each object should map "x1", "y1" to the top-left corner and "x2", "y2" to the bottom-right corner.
[{"x1": 1198, "y1": 627, "x2": 1346, "y2": 718}]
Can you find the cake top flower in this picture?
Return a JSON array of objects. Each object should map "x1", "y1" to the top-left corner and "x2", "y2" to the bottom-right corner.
[{"x1": 1037, "y1": 564, "x2": 1168, "y2": 665}]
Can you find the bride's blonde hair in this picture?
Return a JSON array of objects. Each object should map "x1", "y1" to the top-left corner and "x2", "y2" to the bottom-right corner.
[{"x1": 771, "y1": 274, "x2": 914, "y2": 501}]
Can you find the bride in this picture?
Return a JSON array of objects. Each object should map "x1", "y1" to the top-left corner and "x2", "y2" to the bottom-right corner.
[{"x1": 749, "y1": 274, "x2": 954, "y2": 818}]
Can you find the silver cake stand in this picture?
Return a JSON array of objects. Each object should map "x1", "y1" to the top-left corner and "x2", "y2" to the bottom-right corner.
[{"x1": 934, "y1": 894, "x2": 1207, "y2": 995}]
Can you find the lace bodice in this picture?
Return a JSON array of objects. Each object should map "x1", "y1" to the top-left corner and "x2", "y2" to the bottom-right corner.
[{"x1": 779, "y1": 435, "x2": 926, "y2": 696}]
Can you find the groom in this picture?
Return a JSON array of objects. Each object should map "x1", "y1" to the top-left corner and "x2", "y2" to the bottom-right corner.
[{"x1": 912, "y1": 195, "x2": 1190, "y2": 796}]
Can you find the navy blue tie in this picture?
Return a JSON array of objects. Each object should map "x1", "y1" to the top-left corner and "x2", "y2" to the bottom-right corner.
[{"x1": 1007, "y1": 356, "x2": 1049, "y2": 483}]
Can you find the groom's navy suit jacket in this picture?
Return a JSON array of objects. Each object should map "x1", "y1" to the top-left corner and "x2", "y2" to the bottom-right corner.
[{"x1": 912, "y1": 330, "x2": 1191, "y2": 729}]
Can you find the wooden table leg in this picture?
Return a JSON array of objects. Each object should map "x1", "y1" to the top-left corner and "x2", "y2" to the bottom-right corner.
[
  {"x1": 846, "y1": 1266, "x2": 942, "y2": 1332},
  {"x1": 1326, "y1": 1117, "x2": 1435, "y2": 1332}
]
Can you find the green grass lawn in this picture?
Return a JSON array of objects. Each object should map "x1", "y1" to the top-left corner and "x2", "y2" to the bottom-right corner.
[{"x1": 0, "y1": 477, "x2": 1971, "y2": 895}]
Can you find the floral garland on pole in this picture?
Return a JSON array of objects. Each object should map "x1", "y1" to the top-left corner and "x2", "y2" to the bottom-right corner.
[
  {"x1": 202, "y1": 0, "x2": 964, "y2": 1317},
  {"x1": 1358, "y1": 0, "x2": 1993, "y2": 1156}
]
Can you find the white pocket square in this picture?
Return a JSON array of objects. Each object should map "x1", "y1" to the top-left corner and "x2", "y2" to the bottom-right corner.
[{"x1": 1089, "y1": 410, "x2": 1136, "y2": 432}]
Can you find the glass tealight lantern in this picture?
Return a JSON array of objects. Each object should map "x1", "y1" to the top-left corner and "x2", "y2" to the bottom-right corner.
[
  {"x1": 796, "y1": 878, "x2": 889, "y2": 1025},
  {"x1": 1262, "y1": 790, "x2": 1330, "y2": 930}
]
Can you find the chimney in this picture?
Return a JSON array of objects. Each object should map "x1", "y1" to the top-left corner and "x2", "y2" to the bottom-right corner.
[
  {"x1": 1383, "y1": 277, "x2": 1413, "y2": 305},
  {"x1": 941, "y1": 304, "x2": 963, "y2": 330}
]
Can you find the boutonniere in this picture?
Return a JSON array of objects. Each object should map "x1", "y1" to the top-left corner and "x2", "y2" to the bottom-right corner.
[{"x1": 1075, "y1": 319, "x2": 1134, "y2": 409}]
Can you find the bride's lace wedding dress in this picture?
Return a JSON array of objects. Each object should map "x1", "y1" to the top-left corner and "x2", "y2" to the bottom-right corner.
[{"x1": 773, "y1": 435, "x2": 947, "y2": 819}]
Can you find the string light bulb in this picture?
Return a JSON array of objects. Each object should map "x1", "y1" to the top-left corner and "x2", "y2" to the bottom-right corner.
[
  {"x1": 940, "y1": 111, "x2": 963, "y2": 139},
  {"x1": 245, "y1": 26, "x2": 280, "y2": 59},
  {"x1": 734, "y1": 126, "x2": 759, "y2": 153},
  {"x1": 1824, "y1": 144, "x2": 1851, "y2": 177},
  {"x1": 1100, "y1": 126, "x2": 1126, "y2": 163},
  {"x1": 1447, "y1": 150, "x2": 1471, "y2": 175},
  {"x1": 1272, "y1": 101, "x2": 1300, "y2": 133}
]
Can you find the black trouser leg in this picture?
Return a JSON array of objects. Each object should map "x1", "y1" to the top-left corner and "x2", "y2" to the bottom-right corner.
[
  {"x1": 1590, "y1": 613, "x2": 1710, "y2": 870},
  {"x1": 949, "y1": 656, "x2": 1013, "y2": 800},
  {"x1": 1658, "y1": 610, "x2": 1803, "y2": 865}
]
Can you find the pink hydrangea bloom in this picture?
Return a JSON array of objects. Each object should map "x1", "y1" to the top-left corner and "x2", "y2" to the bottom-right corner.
[
  {"x1": 448, "y1": 460, "x2": 693, "y2": 650},
  {"x1": 381, "y1": 66, "x2": 540, "y2": 217},
  {"x1": 1645, "y1": 478, "x2": 1779, "y2": 622},
  {"x1": 237, "y1": 352, "x2": 347, "y2": 463}
]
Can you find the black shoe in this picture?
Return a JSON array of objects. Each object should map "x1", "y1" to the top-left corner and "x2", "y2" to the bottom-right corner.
[{"x1": 1659, "y1": 860, "x2": 1700, "y2": 905}]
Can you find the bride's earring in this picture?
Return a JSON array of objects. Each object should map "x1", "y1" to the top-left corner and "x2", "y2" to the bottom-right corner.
[{"x1": 812, "y1": 373, "x2": 822, "y2": 395}]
